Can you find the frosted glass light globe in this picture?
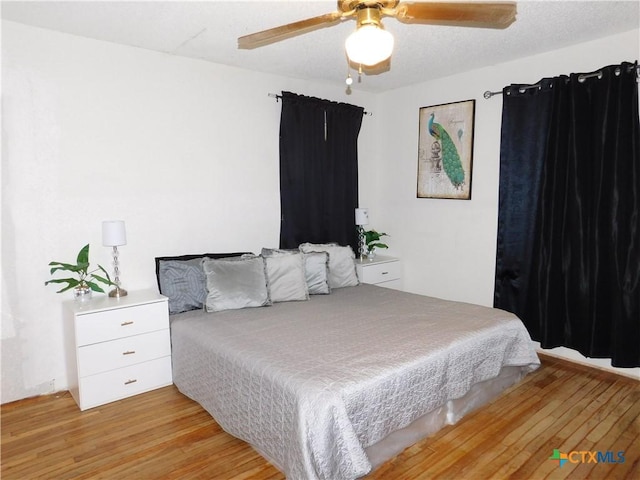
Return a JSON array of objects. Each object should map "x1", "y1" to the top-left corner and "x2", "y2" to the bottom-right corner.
[{"x1": 345, "y1": 25, "x2": 394, "y2": 67}]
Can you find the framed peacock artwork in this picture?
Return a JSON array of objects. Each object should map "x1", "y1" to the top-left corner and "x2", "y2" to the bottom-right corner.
[{"x1": 417, "y1": 99, "x2": 475, "y2": 200}]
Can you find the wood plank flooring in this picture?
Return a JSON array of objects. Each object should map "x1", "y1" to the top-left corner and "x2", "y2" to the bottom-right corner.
[{"x1": 2, "y1": 354, "x2": 638, "y2": 479}]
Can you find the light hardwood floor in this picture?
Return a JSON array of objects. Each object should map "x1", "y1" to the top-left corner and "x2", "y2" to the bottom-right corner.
[{"x1": 2, "y1": 354, "x2": 638, "y2": 480}]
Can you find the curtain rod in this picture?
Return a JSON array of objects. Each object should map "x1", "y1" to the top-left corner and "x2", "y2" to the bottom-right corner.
[
  {"x1": 484, "y1": 62, "x2": 640, "y2": 99},
  {"x1": 268, "y1": 93, "x2": 372, "y2": 116}
]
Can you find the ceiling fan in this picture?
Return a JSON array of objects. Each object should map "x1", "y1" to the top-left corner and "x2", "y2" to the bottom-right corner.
[{"x1": 238, "y1": 1, "x2": 517, "y2": 67}]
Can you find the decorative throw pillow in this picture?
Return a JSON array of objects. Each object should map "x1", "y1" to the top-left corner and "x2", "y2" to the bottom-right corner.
[
  {"x1": 302, "y1": 251, "x2": 331, "y2": 295},
  {"x1": 260, "y1": 249, "x2": 309, "y2": 302},
  {"x1": 261, "y1": 248, "x2": 331, "y2": 295},
  {"x1": 299, "y1": 243, "x2": 359, "y2": 289},
  {"x1": 158, "y1": 259, "x2": 207, "y2": 314},
  {"x1": 202, "y1": 256, "x2": 271, "y2": 313},
  {"x1": 155, "y1": 252, "x2": 249, "y2": 314}
]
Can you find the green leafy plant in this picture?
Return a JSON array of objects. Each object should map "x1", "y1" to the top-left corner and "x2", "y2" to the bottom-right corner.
[
  {"x1": 45, "y1": 244, "x2": 115, "y2": 293},
  {"x1": 364, "y1": 230, "x2": 389, "y2": 254}
]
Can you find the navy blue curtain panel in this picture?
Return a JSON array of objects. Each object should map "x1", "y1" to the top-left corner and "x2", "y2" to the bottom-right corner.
[
  {"x1": 494, "y1": 62, "x2": 640, "y2": 367},
  {"x1": 279, "y1": 91, "x2": 364, "y2": 253}
]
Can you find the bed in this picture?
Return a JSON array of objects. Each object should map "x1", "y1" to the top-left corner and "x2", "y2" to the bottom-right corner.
[{"x1": 168, "y1": 264, "x2": 540, "y2": 480}]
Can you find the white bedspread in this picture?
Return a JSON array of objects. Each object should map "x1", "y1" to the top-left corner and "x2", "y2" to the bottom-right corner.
[{"x1": 171, "y1": 284, "x2": 539, "y2": 480}]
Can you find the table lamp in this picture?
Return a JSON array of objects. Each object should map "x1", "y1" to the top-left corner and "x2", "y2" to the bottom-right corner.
[{"x1": 102, "y1": 220, "x2": 128, "y2": 297}]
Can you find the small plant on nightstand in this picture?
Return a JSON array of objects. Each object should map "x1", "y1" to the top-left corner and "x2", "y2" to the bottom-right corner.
[
  {"x1": 364, "y1": 230, "x2": 389, "y2": 259},
  {"x1": 45, "y1": 244, "x2": 115, "y2": 301}
]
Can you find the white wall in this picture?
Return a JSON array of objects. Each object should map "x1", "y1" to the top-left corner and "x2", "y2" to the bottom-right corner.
[
  {"x1": 0, "y1": 21, "x2": 377, "y2": 403},
  {"x1": 363, "y1": 29, "x2": 639, "y2": 378}
]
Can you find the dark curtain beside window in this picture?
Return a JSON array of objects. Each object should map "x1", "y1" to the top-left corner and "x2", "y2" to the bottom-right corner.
[
  {"x1": 494, "y1": 62, "x2": 640, "y2": 367},
  {"x1": 279, "y1": 91, "x2": 364, "y2": 253}
]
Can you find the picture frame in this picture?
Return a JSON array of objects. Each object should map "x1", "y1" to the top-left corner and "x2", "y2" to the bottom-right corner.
[{"x1": 417, "y1": 99, "x2": 475, "y2": 200}]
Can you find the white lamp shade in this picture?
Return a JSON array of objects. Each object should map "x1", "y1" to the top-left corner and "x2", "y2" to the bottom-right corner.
[
  {"x1": 102, "y1": 220, "x2": 127, "y2": 247},
  {"x1": 345, "y1": 25, "x2": 394, "y2": 66},
  {"x1": 355, "y1": 208, "x2": 369, "y2": 226}
]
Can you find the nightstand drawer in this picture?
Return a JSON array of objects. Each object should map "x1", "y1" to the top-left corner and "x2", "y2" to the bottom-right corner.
[
  {"x1": 79, "y1": 356, "x2": 172, "y2": 409},
  {"x1": 360, "y1": 261, "x2": 401, "y2": 284},
  {"x1": 77, "y1": 329, "x2": 171, "y2": 377},
  {"x1": 75, "y1": 301, "x2": 169, "y2": 346}
]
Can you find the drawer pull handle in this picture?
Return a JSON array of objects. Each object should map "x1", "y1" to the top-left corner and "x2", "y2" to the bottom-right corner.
[
  {"x1": 122, "y1": 350, "x2": 136, "y2": 356},
  {"x1": 381, "y1": 271, "x2": 389, "y2": 275},
  {"x1": 121, "y1": 321, "x2": 134, "y2": 326},
  {"x1": 124, "y1": 379, "x2": 137, "y2": 385}
]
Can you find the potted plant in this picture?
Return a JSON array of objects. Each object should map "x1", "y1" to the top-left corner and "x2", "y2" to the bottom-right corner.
[
  {"x1": 45, "y1": 244, "x2": 115, "y2": 301},
  {"x1": 364, "y1": 230, "x2": 389, "y2": 259}
]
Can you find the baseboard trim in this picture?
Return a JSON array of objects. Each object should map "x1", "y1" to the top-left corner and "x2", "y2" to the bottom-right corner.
[{"x1": 536, "y1": 350, "x2": 639, "y2": 382}]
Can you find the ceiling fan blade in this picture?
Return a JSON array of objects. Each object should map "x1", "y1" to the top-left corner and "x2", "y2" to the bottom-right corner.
[
  {"x1": 395, "y1": 2, "x2": 516, "y2": 29},
  {"x1": 238, "y1": 11, "x2": 344, "y2": 49}
]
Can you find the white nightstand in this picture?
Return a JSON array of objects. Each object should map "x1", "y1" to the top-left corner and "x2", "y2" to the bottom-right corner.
[
  {"x1": 356, "y1": 255, "x2": 402, "y2": 290},
  {"x1": 64, "y1": 290, "x2": 172, "y2": 411}
]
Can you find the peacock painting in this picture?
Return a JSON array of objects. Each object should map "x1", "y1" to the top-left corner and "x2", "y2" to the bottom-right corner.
[
  {"x1": 417, "y1": 100, "x2": 475, "y2": 199},
  {"x1": 428, "y1": 112, "x2": 465, "y2": 189}
]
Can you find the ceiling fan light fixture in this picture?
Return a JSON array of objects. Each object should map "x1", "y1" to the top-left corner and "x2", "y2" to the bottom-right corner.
[
  {"x1": 345, "y1": 24, "x2": 394, "y2": 67},
  {"x1": 345, "y1": 5, "x2": 394, "y2": 67}
]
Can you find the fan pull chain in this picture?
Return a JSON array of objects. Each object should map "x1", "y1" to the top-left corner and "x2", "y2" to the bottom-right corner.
[{"x1": 345, "y1": 59, "x2": 353, "y2": 94}]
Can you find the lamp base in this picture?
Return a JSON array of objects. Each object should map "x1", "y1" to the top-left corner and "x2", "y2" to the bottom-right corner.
[
  {"x1": 108, "y1": 286, "x2": 128, "y2": 298},
  {"x1": 357, "y1": 225, "x2": 367, "y2": 260}
]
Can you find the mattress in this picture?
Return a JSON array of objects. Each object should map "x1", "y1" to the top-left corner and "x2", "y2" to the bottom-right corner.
[{"x1": 170, "y1": 284, "x2": 539, "y2": 479}]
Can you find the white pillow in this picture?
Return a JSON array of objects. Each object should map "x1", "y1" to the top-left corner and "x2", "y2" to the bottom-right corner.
[
  {"x1": 202, "y1": 256, "x2": 271, "y2": 312},
  {"x1": 299, "y1": 243, "x2": 359, "y2": 289},
  {"x1": 261, "y1": 249, "x2": 309, "y2": 302}
]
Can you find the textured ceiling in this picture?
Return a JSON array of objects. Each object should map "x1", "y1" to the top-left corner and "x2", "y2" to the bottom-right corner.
[{"x1": 2, "y1": 1, "x2": 639, "y2": 92}]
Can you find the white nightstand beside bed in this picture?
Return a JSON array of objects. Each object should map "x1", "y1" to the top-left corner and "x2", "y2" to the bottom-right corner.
[
  {"x1": 356, "y1": 255, "x2": 402, "y2": 289},
  {"x1": 64, "y1": 290, "x2": 173, "y2": 411}
]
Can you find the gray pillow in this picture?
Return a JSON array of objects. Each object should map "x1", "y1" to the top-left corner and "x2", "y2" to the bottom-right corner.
[
  {"x1": 261, "y1": 248, "x2": 330, "y2": 295},
  {"x1": 158, "y1": 259, "x2": 207, "y2": 314},
  {"x1": 202, "y1": 256, "x2": 271, "y2": 312},
  {"x1": 261, "y1": 249, "x2": 309, "y2": 302},
  {"x1": 299, "y1": 243, "x2": 359, "y2": 289},
  {"x1": 302, "y1": 251, "x2": 331, "y2": 295},
  {"x1": 155, "y1": 252, "x2": 249, "y2": 314}
]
